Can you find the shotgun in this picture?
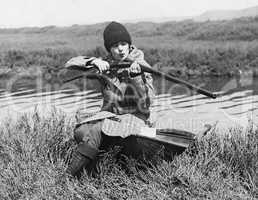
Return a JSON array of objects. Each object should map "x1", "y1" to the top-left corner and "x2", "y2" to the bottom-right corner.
[{"x1": 64, "y1": 61, "x2": 218, "y2": 99}]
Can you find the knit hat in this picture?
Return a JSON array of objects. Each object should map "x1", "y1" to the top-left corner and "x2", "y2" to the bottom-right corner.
[{"x1": 103, "y1": 21, "x2": 132, "y2": 51}]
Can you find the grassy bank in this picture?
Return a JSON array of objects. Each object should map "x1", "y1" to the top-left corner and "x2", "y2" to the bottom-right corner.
[
  {"x1": 1, "y1": 45, "x2": 258, "y2": 80},
  {"x1": 0, "y1": 109, "x2": 257, "y2": 199},
  {"x1": 1, "y1": 17, "x2": 258, "y2": 77}
]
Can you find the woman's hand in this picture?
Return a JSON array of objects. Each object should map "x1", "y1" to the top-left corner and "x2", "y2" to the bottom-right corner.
[
  {"x1": 65, "y1": 56, "x2": 90, "y2": 68},
  {"x1": 91, "y1": 58, "x2": 110, "y2": 73},
  {"x1": 128, "y1": 62, "x2": 142, "y2": 76}
]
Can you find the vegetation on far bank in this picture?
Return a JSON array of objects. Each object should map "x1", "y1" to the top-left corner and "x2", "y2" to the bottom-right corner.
[
  {"x1": 0, "y1": 17, "x2": 258, "y2": 77},
  {"x1": 0, "y1": 109, "x2": 257, "y2": 199}
]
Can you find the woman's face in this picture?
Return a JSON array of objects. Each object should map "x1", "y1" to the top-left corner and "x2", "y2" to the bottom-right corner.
[{"x1": 110, "y1": 41, "x2": 130, "y2": 61}]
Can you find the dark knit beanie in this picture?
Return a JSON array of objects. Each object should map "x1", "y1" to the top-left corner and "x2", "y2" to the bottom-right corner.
[{"x1": 103, "y1": 21, "x2": 132, "y2": 51}]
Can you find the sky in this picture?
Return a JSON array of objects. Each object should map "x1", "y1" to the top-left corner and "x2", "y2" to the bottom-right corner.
[{"x1": 0, "y1": 0, "x2": 257, "y2": 28}]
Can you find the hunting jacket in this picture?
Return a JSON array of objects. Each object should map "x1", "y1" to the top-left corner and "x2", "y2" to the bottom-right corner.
[{"x1": 66, "y1": 46, "x2": 155, "y2": 120}]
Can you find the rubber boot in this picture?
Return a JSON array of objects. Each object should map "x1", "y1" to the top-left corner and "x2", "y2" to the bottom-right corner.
[
  {"x1": 66, "y1": 150, "x2": 91, "y2": 177},
  {"x1": 67, "y1": 142, "x2": 98, "y2": 177}
]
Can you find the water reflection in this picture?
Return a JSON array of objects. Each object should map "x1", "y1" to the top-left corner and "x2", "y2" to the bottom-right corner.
[{"x1": 0, "y1": 73, "x2": 257, "y2": 130}]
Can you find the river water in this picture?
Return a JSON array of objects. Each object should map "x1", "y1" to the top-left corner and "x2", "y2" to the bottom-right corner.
[{"x1": 0, "y1": 72, "x2": 257, "y2": 133}]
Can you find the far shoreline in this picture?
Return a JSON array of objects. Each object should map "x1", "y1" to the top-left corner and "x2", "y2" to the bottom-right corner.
[{"x1": 0, "y1": 65, "x2": 257, "y2": 80}]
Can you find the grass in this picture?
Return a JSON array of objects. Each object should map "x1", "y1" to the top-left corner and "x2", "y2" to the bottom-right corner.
[
  {"x1": 1, "y1": 18, "x2": 258, "y2": 77},
  {"x1": 0, "y1": 108, "x2": 257, "y2": 199}
]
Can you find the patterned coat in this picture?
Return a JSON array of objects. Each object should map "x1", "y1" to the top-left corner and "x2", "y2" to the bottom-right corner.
[{"x1": 65, "y1": 45, "x2": 155, "y2": 120}]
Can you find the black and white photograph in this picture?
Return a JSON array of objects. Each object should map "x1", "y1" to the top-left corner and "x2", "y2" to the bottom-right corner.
[{"x1": 0, "y1": 0, "x2": 257, "y2": 199}]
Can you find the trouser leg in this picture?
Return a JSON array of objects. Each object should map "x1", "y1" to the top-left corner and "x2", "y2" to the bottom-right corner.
[
  {"x1": 67, "y1": 121, "x2": 103, "y2": 177},
  {"x1": 67, "y1": 120, "x2": 146, "y2": 177}
]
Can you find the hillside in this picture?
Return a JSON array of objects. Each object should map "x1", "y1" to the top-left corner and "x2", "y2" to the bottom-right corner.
[
  {"x1": 1, "y1": 16, "x2": 258, "y2": 44},
  {"x1": 124, "y1": 5, "x2": 258, "y2": 23},
  {"x1": 0, "y1": 17, "x2": 258, "y2": 76},
  {"x1": 194, "y1": 5, "x2": 258, "y2": 21}
]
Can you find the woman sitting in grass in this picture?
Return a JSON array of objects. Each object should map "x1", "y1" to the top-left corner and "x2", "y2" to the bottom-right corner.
[{"x1": 65, "y1": 21, "x2": 155, "y2": 177}]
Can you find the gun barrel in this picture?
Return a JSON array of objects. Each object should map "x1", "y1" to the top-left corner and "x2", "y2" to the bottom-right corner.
[
  {"x1": 140, "y1": 65, "x2": 217, "y2": 99},
  {"x1": 65, "y1": 61, "x2": 217, "y2": 99}
]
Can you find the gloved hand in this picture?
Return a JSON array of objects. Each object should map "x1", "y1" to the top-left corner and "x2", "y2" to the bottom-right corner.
[
  {"x1": 128, "y1": 61, "x2": 142, "y2": 77},
  {"x1": 91, "y1": 58, "x2": 110, "y2": 73},
  {"x1": 65, "y1": 56, "x2": 92, "y2": 68}
]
